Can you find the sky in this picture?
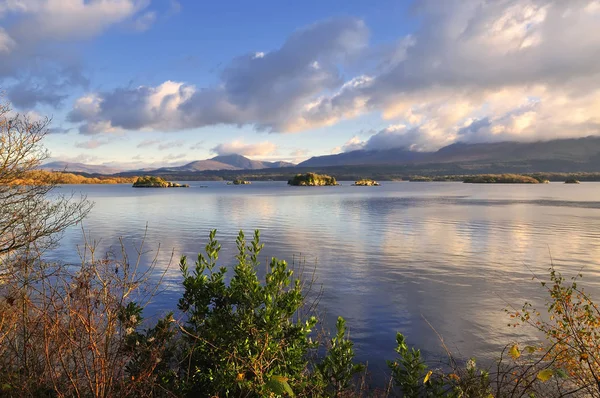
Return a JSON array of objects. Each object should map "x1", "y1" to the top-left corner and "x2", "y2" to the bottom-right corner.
[{"x1": 1, "y1": 0, "x2": 600, "y2": 169}]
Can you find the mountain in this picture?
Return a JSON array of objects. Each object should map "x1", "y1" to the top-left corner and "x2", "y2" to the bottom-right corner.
[
  {"x1": 210, "y1": 154, "x2": 294, "y2": 169},
  {"x1": 39, "y1": 161, "x2": 122, "y2": 175},
  {"x1": 299, "y1": 136, "x2": 600, "y2": 168},
  {"x1": 42, "y1": 155, "x2": 296, "y2": 176},
  {"x1": 163, "y1": 159, "x2": 240, "y2": 172},
  {"x1": 161, "y1": 154, "x2": 295, "y2": 172}
]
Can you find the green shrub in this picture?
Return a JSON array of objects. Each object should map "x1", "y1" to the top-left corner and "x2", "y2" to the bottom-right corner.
[
  {"x1": 317, "y1": 317, "x2": 365, "y2": 396},
  {"x1": 177, "y1": 230, "x2": 322, "y2": 397}
]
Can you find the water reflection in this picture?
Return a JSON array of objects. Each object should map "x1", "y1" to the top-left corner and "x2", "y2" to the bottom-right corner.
[{"x1": 47, "y1": 182, "x2": 600, "y2": 383}]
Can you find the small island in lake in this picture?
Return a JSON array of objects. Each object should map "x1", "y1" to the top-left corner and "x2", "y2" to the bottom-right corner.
[
  {"x1": 288, "y1": 172, "x2": 338, "y2": 186},
  {"x1": 227, "y1": 179, "x2": 251, "y2": 185},
  {"x1": 409, "y1": 176, "x2": 433, "y2": 182},
  {"x1": 353, "y1": 179, "x2": 380, "y2": 186},
  {"x1": 565, "y1": 178, "x2": 580, "y2": 184},
  {"x1": 132, "y1": 176, "x2": 189, "y2": 188},
  {"x1": 463, "y1": 174, "x2": 540, "y2": 184}
]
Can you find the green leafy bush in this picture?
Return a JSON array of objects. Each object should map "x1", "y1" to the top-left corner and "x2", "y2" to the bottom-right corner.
[{"x1": 177, "y1": 230, "x2": 324, "y2": 397}]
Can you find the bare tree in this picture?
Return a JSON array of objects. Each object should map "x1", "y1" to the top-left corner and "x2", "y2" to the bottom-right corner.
[{"x1": 0, "y1": 100, "x2": 92, "y2": 266}]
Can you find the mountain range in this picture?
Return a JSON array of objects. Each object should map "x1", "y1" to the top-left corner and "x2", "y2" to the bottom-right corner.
[
  {"x1": 39, "y1": 161, "x2": 123, "y2": 175},
  {"x1": 153, "y1": 154, "x2": 295, "y2": 172},
  {"x1": 41, "y1": 154, "x2": 295, "y2": 175},
  {"x1": 42, "y1": 136, "x2": 600, "y2": 176},
  {"x1": 298, "y1": 136, "x2": 600, "y2": 167}
]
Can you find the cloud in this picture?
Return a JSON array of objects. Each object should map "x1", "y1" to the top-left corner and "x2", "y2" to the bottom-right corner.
[
  {"x1": 309, "y1": 0, "x2": 600, "y2": 149},
  {"x1": 48, "y1": 126, "x2": 72, "y2": 134},
  {"x1": 8, "y1": 0, "x2": 147, "y2": 41},
  {"x1": 211, "y1": 140, "x2": 277, "y2": 156},
  {"x1": 290, "y1": 149, "x2": 308, "y2": 157},
  {"x1": 12, "y1": 0, "x2": 600, "y2": 152},
  {"x1": 341, "y1": 136, "x2": 365, "y2": 152},
  {"x1": 289, "y1": 149, "x2": 310, "y2": 162},
  {"x1": 46, "y1": 153, "x2": 100, "y2": 164},
  {"x1": 132, "y1": 11, "x2": 156, "y2": 32},
  {"x1": 189, "y1": 141, "x2": 205, "y2": 150},
  {"x1": 158, "y1": 140, "x2": 184, "y2": 150},
  {"x1": 0, "y1": 0, "x2": 152, "y2": 108},
  {"x1": 68, "y1": 81, "x2": 195, "y2": 133},
  {"x1": 0, "y1": 28, "x2": 15, "y2": 53},
  {"x1": 136, "y1": 139, "x2": 185, "y2": 150},
  {"x1": 74, "y1": 139, "x2": 110, "y2": 149},
  {"x1": 68, "y1": 17, "x2": 369, "y2": 134},
  {"x1": 136, "y1": 139, "x2": 160, "y2": 148},
  {"x1": 167, "y1": 0, "x2": 182, "y2": 16}
]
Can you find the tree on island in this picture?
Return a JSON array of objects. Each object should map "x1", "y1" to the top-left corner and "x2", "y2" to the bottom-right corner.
[
  {"x1": 132, "y1": 176, "x2": 189, "y2": 188},
  {"x1": 288, "y1": 172, "x2": 338, "y2": 186}
]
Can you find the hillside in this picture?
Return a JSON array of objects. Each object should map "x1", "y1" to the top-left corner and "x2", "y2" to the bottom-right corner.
[
  {"x1": 39, "y1": 161, "x2": 122, "y2": 175},
  {"x1": 154, "y1": 154, "x2": 296, "y2": 172},
  {"x1": 299, "y1": 136, "x2": 600, "y2": 167}
]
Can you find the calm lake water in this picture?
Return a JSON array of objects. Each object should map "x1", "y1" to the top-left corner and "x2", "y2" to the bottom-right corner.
[{"x1": 47, "y1": 181, "x2": 600, "y2": 381}]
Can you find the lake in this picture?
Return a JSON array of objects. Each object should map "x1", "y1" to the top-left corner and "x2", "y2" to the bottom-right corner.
[{"x1": 47, "y1": 181, "x2": 600, "y2": 382}]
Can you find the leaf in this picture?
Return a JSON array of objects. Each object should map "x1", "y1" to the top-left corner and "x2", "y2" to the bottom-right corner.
[
  {"x1": 266, "y1": 375, "x2": 295, "y2": 397},
  {"x1": 537, "y1": 369, "x2": 554, "y2": 382},
  {"x1": 424, "y1": 370, "x2": 433, "y2": 383},
  {"x1": 554, "y1": 368, "x2": 568, "y2": 379},
  {"x1": 509, "y1": 344, "x2": 521, "y2": 359},
  {"x1": 525, "y1": 345, "x2": 537, "y2": 354}
]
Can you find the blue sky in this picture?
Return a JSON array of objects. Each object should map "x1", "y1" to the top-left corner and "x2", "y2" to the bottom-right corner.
[{"x1": 2, "y1": 0, "x2": 600, "y2": 169}]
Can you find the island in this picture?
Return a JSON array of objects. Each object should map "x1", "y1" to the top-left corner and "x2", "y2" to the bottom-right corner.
[
  {"x1": 132, "y1": 176, "x2": 189, "y2": 188},
  {"x1": 565, "y1": 178, "x2": 580, "y2": 184},
  {"x1": 463, "y1": 174, "x2": 540, "y2": 184},
  {"x1": 352, "y1": 179, "x2": 380, "y2": 186},
  {"x1": 288, "y1": 172, "x2": 338, "y2": 186},
  {"x1": 409, "y1": 176, "x2": 433, "y2": 182},
  {"x1": 227, "y1": 179, "x2": 251, "y2": 185}
]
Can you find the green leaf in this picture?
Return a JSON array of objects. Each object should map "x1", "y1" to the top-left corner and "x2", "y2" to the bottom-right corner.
[
  {"x1": 554, "y1": 368, "x2": 568, "y2": 379},
  {"x1": 537, "y1": 369, "x2": 554, "y2": 382},
  {"x1": 266, "y1": 375, "x2": 295, "y2": 397},
  {"x1": 509, "y1": 344, "x2": 520, "y2": 359},
  {"x1": 525, "y1": 345, "x2": 537, "y2": 354}
]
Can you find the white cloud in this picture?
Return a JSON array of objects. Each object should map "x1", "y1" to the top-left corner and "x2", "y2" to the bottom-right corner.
[
  {"x1": 0, "y1": 28, "x2": 15, "y2": 53},
  {"x1": 321, "y1": 0, "x2": 600, "y2": 150},
  {"x1": 341, "y1": 136, "x2": 365, "y2": 152},
  {"x1": 211, "y1": 140, "x2": 277, "y2": 157},
  {"x1": 9, "y1": 0, "x2": 147, "y2": 41},
  {"x1": 189, "y1": 141, "x2": 204, "y2": 150},
  {"x1": 136, "y1": 139, "x2": 160, "y2": 148},
  {"x1": 68, "y1": 81, "x2": 195, "y2": 133},
  {"x1": 75, "y1": 139, "x2": 110, "y2": 149},
  {"x1": 10, "y1": 0, "x2": 600, "y2": 152},
  {"x1": 68, "y1": 17, "x2": 369, "y2": 133},
  {"x1": 158, "y1": 140, "x2": 184, "y2": 150},
  {"x1": 0, "y1": 0, "x2": 153, "y2": 108}
]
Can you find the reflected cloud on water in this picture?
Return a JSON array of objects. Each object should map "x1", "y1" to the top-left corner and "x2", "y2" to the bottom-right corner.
[{"x1": 47, "y1": 182, "x2": 600, "y2": 381}]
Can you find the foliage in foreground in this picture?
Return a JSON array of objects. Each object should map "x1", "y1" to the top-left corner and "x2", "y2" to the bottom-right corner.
[{"x1": 4, "y1": 230, "x2": 600, "y2": 397}]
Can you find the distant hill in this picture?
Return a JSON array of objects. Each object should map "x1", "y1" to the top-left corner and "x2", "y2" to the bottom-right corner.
[
  {"x1": 158, "y1": 154, "x2": 295, "y2": 172},
  {"x1": 39, "y1": 161, "x2": 122, "y2": 175},
  {"x1": 210, "y1": 154, "x2": 294, "y2": 169},
  {"x1": 299, "y1": 136, "x2": 600, "y2": 167},
  {"x1": 43, "y1": 155, "x2": 296, "y2": 176}
]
